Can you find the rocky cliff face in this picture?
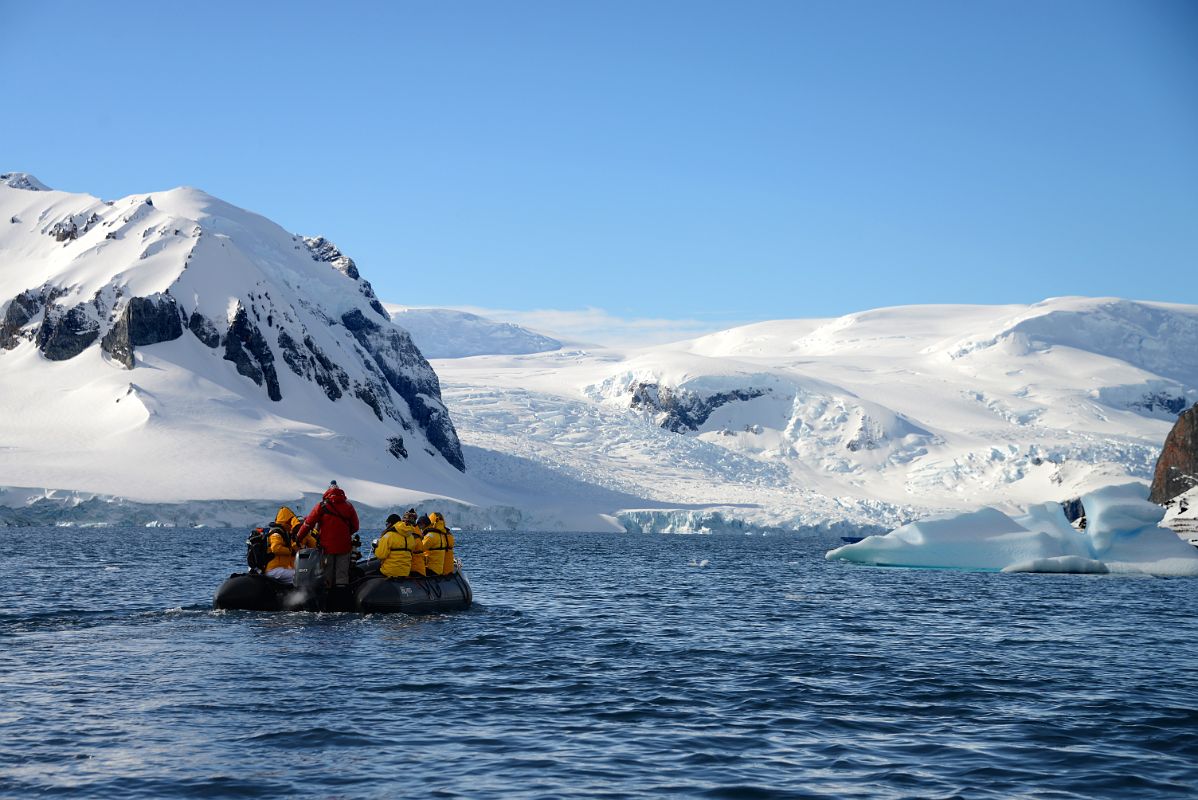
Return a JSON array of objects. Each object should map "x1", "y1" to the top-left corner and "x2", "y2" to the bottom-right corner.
[
  {"x1": 1150, "y1": 404, "x2": 1198, "y2": 504},
  {"x1": 101, "y1": 294, "x2": 183, "y2": 368}
]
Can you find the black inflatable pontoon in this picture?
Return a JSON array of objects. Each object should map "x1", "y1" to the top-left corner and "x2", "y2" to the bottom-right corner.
[{"x1": 214, "y1": 548, "x2": 473, "y2": 614}]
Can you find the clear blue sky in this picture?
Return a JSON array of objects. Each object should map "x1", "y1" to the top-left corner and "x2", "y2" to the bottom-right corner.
[{"x1": 3, "y1": 0, "x2": 1196, "y2": 325}]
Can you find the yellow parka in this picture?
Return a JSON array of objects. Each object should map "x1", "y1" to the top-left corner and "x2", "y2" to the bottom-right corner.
[
  {"x1": 266, "y1": 507, "x2": 316, "y2": 571},
  {"x1": 375, "y1": 521, "x2": 424, "y2": 578},
  {"x1": 275, "y1": 506, "x2": 312, "y2": 542},
  {"x1": 410, "y1": 531, "x2": 427, "y2": 576},
  {"x1": 274, "y1": 506, "x2": 299, "y2": 528},
  {"x1": 423, "y1": 513, "x2": 455, "y2": 575},
  {"x1": 434, "y1": 513, "x2": 455, "y2": 574},
  {"x1": 266, "y1": 529, "x2": 294, "y2": 571}
]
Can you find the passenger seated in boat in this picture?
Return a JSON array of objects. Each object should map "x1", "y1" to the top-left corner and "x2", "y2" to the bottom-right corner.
[
  {"x1": 265, "y1": 507, "x2": 316, "y2": 583},
  {"x1": 436, "y1": 512, "x2": 459, "y2": 573},
  {"x1": 264, "y1": 523, "x2": 295, "y2": 582},
  {"x1": 412, "y1": 515, "x2": 432, "y2": 576},
  {"x1": 422, "y1": 512, "x2": 454, "y2": 576},
  {"x1": 375, "y1": 509, "x2": 425, "y2": 578}
]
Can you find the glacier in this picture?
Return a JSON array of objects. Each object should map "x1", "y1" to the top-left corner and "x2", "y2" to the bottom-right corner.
[{"x1": 428, "y1": 298, "x2": 1197, "y2": 534}]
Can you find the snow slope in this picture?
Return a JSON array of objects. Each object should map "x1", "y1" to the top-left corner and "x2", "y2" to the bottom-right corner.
[{"x1": 428, "y1": 297, "x2": 1197, "y2": 532}]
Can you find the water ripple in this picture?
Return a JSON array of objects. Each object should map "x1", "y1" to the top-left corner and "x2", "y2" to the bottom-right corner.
[{"x1": 1, "y1": 527, "x2": 1197, "y2": 798}]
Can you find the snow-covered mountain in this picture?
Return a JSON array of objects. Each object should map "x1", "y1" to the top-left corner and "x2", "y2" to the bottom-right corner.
[
  {"x1": 3, "y1": 172, "x2": 1193, "y2": 533},
  {"x1": 429, "y1": 297, "x2": 1198, "y2": 533},
  {"x1": 0, "y1": 172, "x2": 468, "y2": 511},
  {"x1": 387, "y1": 306, "x2": 561, "y2": 358}
]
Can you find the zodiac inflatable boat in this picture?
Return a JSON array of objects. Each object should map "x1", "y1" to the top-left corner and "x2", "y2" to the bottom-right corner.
[{"x1": 214, "y1": 548, "x2": 473, "y2": 614}]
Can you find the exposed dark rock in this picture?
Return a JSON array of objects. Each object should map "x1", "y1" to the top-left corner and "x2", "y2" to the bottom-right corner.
[
  {"x1": 303, "y1": 236, "x2": 390, "y2": 321},
  {"x1": 354, "y1": 383, "x2": 384, "y2": 421},
  {"x1": 304, "y1": 334, "x2": 350, "y2": 390},
  {"x1": 2, "y1": 173, "x2": 48, "y2": 191},
  {"x1": 341, "y1": 308, "x2": 374, "y2": 335},
  {"x1": 311, "y1": 361, "x2": 344, "y2": 401},
  {"x1": 387, "y1": 436, "x2": 408, "y2": 460},
  {"x1": 365, "y1": 294, "x2": 390, "y2": 320},
  {"x1": 629, "y1": 382, "x2": 768, "y2": 433},
  {"x1": 1132, "y1": 392, "x2": 1187, "y2": 416},
  {"x1": 101, "y1": 295, "x2": 184, "y2": 369},
  {"x1": 340, "y1": 309, "x2": 465, "y2": 471},
  {"x1": 1, "y1": 291, "x2": 43, "y2": 350},
  {"x1": 37, "y1": 302, "x2": 99, "y2": 360},
  {"x1": 1060, "y1": 497, "x2": 1086, "y2": 524},
  {"x1": 1150, "y1": 403, "x2": 1198, "y2": 504},
  {"x1": 49, "y1": 219, "x2": 78, "y2": 242},
  {"x1": 127, "y1": 296, "x2": 183, "y2": 346},
  {"x1": 188, "y1": 311, "x2": 221, "y2": 348},
  {"x1": 304, "y1": 335, "x2": 347, "y2": 388},
  {"x1": 302, "y1": 236, "x2": 359, "y2": 279},
  {"x1": 100, "y1": 313, "x2": 133, "y2": 368},
  {"x1": 223, "y1": 304, "x2": 281, "y2": 401},
  {"x1": 278, "y1": 329, "x2": 306, "y2": 376},
  {"x1": 278, "y1": 329, "x2": 343, "y2": 401}
]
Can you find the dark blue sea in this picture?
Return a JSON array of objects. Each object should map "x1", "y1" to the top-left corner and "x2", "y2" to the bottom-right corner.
[{"x1": 2, "y1": 527, "x2": 1197, "y2": 799}]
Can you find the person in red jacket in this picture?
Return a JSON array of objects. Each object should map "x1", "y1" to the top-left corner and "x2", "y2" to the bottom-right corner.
[{"x1": 298, "y1": 481, "x2": 360, "y2": 588}]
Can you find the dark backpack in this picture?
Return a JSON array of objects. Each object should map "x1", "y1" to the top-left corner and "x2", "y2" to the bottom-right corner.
[{"x1": 246, "y1": 527, "x2": 271, "y2": 572}]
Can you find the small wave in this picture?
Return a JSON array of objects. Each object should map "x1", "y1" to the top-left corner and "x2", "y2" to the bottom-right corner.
[
  {"x1": 242, "y1": 727, "x2": 376, "y2": 748},
  {"x1": 150, "y1": 605, "x2": 212, "y2": 616}
]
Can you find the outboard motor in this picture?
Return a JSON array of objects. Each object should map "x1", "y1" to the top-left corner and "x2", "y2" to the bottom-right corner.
[{"x1": 284, "y1": 548, "x2": 325, "y2": 611}]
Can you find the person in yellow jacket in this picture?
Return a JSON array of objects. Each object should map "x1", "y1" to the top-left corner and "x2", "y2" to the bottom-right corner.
[
  {"x1": 264, "y1": 506, "x2": 316, "y2": 582},
  {"x1": 410, "y1": 515, "x2": 429, "y2": 577},
  {"x1": 375, "y1": 509, "x2": 425, "y2": 578},
  {"x1": 422, "y1": 512, "x2": 455, "y2": 576}
]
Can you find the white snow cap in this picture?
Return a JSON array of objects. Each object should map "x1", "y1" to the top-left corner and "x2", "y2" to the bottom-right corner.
[{"x1": 1, "y1": 172, "x2": 50, "y2": 191}]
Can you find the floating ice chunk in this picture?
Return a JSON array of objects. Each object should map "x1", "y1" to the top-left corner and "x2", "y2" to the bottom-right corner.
[
  {"x1": 824, "y1": 506, "x2": 1071, "y2": 571},
  {"x1": 1082, "y1": 482, "x2": 1165, "y2": 552},
  {"x1": 826, "y1": 483, "x2": 1198, "y2": 576},
  {"x1": 1002, "y1": 556, "x2": 1109, "y2": 574},
  {"x1": 1012, "y1": 501, "x2": 1079, "y2": 538}
]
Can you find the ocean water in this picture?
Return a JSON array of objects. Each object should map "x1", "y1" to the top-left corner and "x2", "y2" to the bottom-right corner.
[{"x1": 2, "y1": 527, "x2": 1197, "y2": 799}]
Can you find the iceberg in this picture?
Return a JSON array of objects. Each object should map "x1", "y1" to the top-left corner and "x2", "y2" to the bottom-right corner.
[{"x1": 825, "y1": 483, "x2": 1198, "y2": 577}]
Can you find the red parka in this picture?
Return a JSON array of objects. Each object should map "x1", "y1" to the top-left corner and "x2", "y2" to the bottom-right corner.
[{"x1": 299, "y1": 487, "x2": 359, "y2": 555}]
